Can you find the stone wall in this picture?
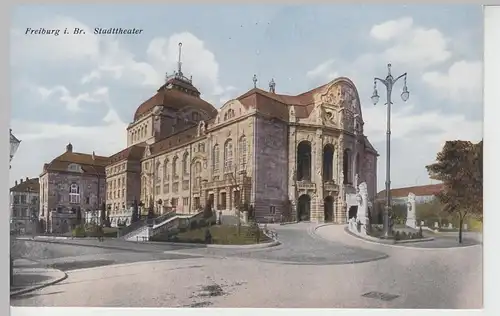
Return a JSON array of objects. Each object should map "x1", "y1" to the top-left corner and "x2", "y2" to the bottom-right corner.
[{"x1": 253, "y1": 115, "x2": 288, "y2": 222}]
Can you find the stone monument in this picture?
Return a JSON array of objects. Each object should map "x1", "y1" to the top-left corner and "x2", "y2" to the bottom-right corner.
[
  {"x1": 405, "y1": 192, "x2": 417, "y2": 229},
  {"x1": 354, "y1": 182, "x2": 369, "y2": 235}
]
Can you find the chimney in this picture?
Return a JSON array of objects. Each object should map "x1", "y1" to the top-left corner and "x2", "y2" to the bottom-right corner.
[
  {"x1": 92, "y1": 151, "x2": 96, "y2": 161},
  {"x1": 66, "y1": 142, "x2": 73, "y2": 153},
  {"x1": 20, "y1": 178, "x2": 23, "y2": 183},
  {"x1": 15, "y1": 180, "x2": 18, "y2": 186}
]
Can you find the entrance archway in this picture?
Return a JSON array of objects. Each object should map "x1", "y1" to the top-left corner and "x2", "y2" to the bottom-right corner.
[
  {"x1": 297, "y1": 194, "x2": 311, "y2": 221},
  {"x1": 324, "y1": 196, "x2": 334, "y2": 222},
  {"x1": 348, "y1": 206, "x2": 358, "y2": 220}
]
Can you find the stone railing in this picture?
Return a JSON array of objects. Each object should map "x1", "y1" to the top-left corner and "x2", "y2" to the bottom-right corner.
[
  {"x1": 296, "y1": 181, "x2": 316, "y2": 190},
  {"x1": 117, "y1": 218, "x2": 147, "y2": 238},
  {"x1": 151, "y1": 211, "x2": 177, "y2": 226},
  {"x1": 324, "y1": 182, "x2": 339, "y2": 192}
]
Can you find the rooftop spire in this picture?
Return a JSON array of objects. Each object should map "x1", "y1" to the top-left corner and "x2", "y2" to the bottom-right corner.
[
  {"x1": 177, "y1": 42, "x2": 183, "y2": 77},
  {"x1": 253, "y1": 74, "x2": 258, "y2": 88}
]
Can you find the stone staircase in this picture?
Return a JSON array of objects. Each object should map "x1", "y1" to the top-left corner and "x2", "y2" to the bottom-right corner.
[{"x1": 123, "y1": 211, "x2": 205, "y2": 242}]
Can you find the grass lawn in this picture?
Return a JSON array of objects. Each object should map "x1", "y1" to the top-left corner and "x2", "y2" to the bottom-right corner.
[
  {"x1": 164, "y1": 225, "x2": 271, "y2": 245},
  {"x1": 103, "y1": 227, "x2": 118, "y2": 237}
]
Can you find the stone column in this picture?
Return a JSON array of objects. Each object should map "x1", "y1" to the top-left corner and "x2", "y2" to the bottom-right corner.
[
  {"x1": 226, "y1": 186, "x2": 231, "y2": 210},
  {"x1": 214, "y1": 188, "x2": 219, "y2": 210}
]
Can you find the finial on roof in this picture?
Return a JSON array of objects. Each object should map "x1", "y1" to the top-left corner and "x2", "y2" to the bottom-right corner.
[
  {"x1": 253, "y1": 74, "x2": 258, "y2": 88},
  {"x1": 269, "y1": 78, "x2": 276, "y2": 93},
  {"x1": 177, "y1": 42, "x2": 183, "y2": 77},
  {"x1": 92, "y1": 151, "x2": 96, "y2": 160},
  {"x1": 66, "y1": 142, "x2": 73, "y2": 153},
  {"x1": 164, "y1": 72, "x2": 169, "y2": 82}
]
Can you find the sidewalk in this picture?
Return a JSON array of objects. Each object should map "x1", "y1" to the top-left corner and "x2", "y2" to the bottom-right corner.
[{"x1": 10, "y1": 258, "x2": 67, "y2": 297}]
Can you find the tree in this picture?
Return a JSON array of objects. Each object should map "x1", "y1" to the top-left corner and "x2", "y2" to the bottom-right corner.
[
  {"x1": 131, "y1": 199, "x2": 139, "y2": 223},
  {"x1": 203, "y1": 196, "x2": 214, "y2": 222},
  {"x1": 76, "y1": 207, "x2": 82, "y2": 225},
  {"x1": 426, "y1": 140, "x2": 483, "y2": 243},
  {"x1": 100, "y1": 202, "x2": 106, "y2": 226}
]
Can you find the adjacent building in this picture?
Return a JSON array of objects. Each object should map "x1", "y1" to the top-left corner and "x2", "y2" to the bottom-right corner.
[
  {"x1": 105, "y1": 56, "x2": 378, "y2": 224},
  {"x1": 10, "y1": 177, "x2": 39, "y2": 234},
  {"x1": 377, "y1": 183, "x2": 444, "y2": 205},
  {"x1": 38, "y1": 143, "x2": 109, "y2": 233}
]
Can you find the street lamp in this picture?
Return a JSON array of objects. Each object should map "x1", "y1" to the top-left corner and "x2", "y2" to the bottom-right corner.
[
  {"x1": 372, "y1": 63, "x2": 410, "y2": 238},
  {"x1": 10, "y1": 129, "x2": 21, "y2": 168}
]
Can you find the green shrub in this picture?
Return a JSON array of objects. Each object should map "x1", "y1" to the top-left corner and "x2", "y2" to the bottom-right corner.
[{"x1": 72, "y1": 225, "x2": 86, "y2": 237}]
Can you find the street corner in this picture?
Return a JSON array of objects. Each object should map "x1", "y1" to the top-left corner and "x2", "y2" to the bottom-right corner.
[{"x1": 10, "y1": 267, "x2": 67, "y2": 298}]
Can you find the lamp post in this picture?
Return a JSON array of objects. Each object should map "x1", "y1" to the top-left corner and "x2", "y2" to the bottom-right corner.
[
  {"x1": 9, "y1": 129, "x2": 21, "y2": 288},
  {"x1": 371, "y1": 63, "x2": 410, "y2": 238}
]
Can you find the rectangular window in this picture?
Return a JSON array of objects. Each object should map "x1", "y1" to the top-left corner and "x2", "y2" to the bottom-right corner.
[
  {"x1": 183, "y1": 197, "x2": 189, "y2": 206},
  {"x1": 155, "y1": 186, "x2": 161, "y2": 195},
  {"x1": 270, "y1": 206, "x2": 276, "y2": 215},
  {"x1": 13, "y1": 195, "x2": 20, "y2": 204},
  {"x1": 70, "y1": 194, "x2": 80, "y2": 204},
  {"x1": 194, "y1": 197, "x2": 200, "y2": 209},
  {"x1": 173, "y1": 183, "x2": 179, "y2": 193},
  {"x1": 163, "y1": 184, "x2": 169, "y2": 194},
  {"x1": 182, "y1": 180, "x2": 189, "y2": 190},
  {"x1": 20, "y1": 195, "x2": 27, "y2": 204}
]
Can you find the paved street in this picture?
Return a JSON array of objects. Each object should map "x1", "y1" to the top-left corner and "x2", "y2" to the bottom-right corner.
[{"x1": 10, "y1": 223, "x2": 482, "y2": 308}]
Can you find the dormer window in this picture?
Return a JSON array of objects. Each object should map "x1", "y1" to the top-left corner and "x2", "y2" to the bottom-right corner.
[
  {"x1": 67, "y1": 163, "x2": 82, "y2": 173},
  {"x1": 192, "y1": 112, "x2": 200, "y2": 121}
]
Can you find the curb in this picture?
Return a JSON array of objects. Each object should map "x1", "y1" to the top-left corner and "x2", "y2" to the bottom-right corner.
[
  {"x1": 10, "y1": 268, "x2": 67, "y2": 297},
  {"x1": 343, "y1": 227, "x2": 435, "y2": 244},
  {"x1": 137, "y1": 239, "x2": 281, "y2": 249},
  {"x1": 313, "y1": 224, "x2": 482, "y2": 251}
]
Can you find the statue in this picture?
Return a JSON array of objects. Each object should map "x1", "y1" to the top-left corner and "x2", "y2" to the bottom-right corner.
[
  {"x1": 351, "y1": 182, "x2": 369, "y2": 236},
  {"x1": 406, "y1": 192, "x2": 417, "y2": 228}
]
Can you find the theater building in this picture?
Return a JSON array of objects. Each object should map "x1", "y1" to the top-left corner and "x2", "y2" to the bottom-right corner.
[{"x1": 105, "y1": 50, "x2": 378, "y2": 224}]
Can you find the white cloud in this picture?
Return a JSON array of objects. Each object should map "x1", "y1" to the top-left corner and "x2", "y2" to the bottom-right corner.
[
  {"x1": 34, "y1": 84, "x2": 111, "y2": 112},
  {"x1": 370, "y1": 17, "x2": 414, "y2": 41},
  {"x1": 370, "y1": 17, "x2": 451, "y2": 69},
  {"x1": 10, "y1": 107, "x2": 127, "y2": 185},
  {"x1": 306, "y1": 59, "x2": 339, "y2": 80},
  {"x1": 422, "y1": 60, "x2": 482, "y2": 104}
]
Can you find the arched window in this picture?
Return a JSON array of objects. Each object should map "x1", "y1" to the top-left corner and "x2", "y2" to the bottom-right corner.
[
  {"x1": 172, "y1": 156, "x2": 178, "y2": 178},
  {"x1": 213, "y1": 144, "x2": 220, "y2": 173},
  {"x1": 69, "y1": 183, "x2": 80, "y2": 204},
  {"x1": 224, "y1": 139, "x2": 233, "y2": 172},
  {"x1": 182, "y1": 152, "x2": 189, "y2": 175},
  {"x1": 238, "y1": 135, "x2": 247, "y2": 170},
  {"x1": 163, "y1": 158, "x2": 169, "y2": 181}
]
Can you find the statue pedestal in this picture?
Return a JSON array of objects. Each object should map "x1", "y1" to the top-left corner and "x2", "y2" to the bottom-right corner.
[{"x1": 406, "y1": 217, "x2": 417, "y2": 229}]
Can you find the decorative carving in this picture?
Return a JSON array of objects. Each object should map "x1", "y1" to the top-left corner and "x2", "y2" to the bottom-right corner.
[
  {"x1": 322, "y1": 86, "x2": 340, "y2": 105},
  {"x1": 322, "y1": 107, "x2": 337, "y2": 126}
]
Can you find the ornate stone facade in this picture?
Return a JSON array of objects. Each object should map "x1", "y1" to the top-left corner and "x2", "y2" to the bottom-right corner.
[{"x1": 106, "y1": 70, "x2": 378, "y2": 224}]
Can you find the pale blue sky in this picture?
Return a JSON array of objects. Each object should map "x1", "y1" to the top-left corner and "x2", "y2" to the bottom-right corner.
[{"x1": 9, "y1": 4, "x2": 483, "y2": 191}]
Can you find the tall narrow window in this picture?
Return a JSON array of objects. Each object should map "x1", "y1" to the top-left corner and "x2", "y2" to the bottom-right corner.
[
  {"x1": 69, "y1": 183, "x2": 80, "y2": 204},
  {"x1": 155, "y1": 161, "x2": 161, "y2": 182},
  {"x1": 238, "y1": 135, "x2": 247, "y2": 170},
  {"x1": 213, "y1": 144, "x2": 220, "y2": 173},
  {"x1": 172, "y1": 156, "x2": 178, "y2": 178},
  {"x1": 182, "y1": 152, "x2": 189, "y2": 175},
  {"x1": 224, "y1": 139, "x2": 233, "y2": 172},
  {"x1": 163, "y1": 158, "x2": 169, "y2": 181}
]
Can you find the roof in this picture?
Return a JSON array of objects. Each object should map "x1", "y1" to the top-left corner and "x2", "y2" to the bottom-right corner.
[
  {"x1": 10, "y1": 177, "x2": 39, "y2": 193},
  {"x1": 133, "y1": 78, "x2": 218, "y2": 121},
  {"x1": 149, "y1": 126, "x2": 200, "y2": 157},
  {"x1": 42, "y1": 145, "x2": 110, "y2": 176},
  {"x1": 108, "y1": 143, "x2": 146, "y2": 165},
  {"x1": 236, "y1": 78, "x2": 361, "y2": 120},
  {"x1": 377, "y1": 183, "x2": 444, "y2": 199},
  {"x1": 363, "y1": 136, "x2": 378, "y2": 155}
]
